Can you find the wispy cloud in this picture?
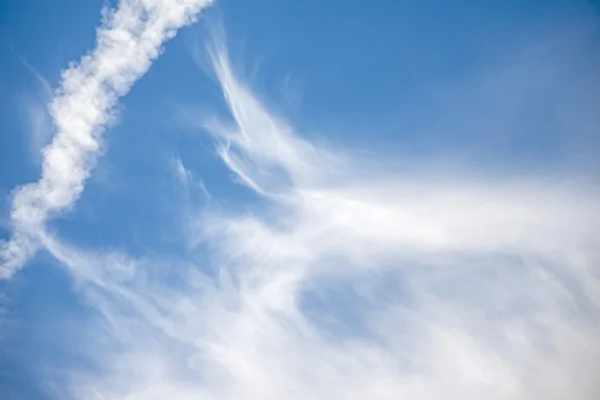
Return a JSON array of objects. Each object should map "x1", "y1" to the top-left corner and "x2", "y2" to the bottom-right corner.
[
  {"x1": 2, "y1": 37, "x2": 54, "y2": 98},
  {"x1": 31, "y1": 34, "x2": 600, "y2": 399},
  {"x1": 3, "y1": 38, "x2": 54, "y2": 165},
  {"x1": 0, "y1": 0, "x2": 213, "y2": 278}
]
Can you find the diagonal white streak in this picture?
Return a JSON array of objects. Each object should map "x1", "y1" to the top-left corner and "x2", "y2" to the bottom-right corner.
[{"x1": 0, "y1": 0, "x2": 213, "y2": 278}]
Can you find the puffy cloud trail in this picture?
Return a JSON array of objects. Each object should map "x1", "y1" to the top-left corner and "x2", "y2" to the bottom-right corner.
[{"x1": 0, "y1": 0, "x2": 213, "y2": 278}]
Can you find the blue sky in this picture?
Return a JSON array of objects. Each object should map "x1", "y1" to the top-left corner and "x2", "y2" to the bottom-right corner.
[{"x1": 1, "y1": 1, "x2": 600, "y2": 399}]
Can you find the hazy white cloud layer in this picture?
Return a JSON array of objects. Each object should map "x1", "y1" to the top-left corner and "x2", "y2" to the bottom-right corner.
[
  {"x1": 0, "y1": 0, "x2": 213, "y2": 277},
  {"x1": 2, "y1": 5, "x2": 600, "y2": 399},
  {"x1": 28, "y1": 40, "x2": 600, "y2": 399}
]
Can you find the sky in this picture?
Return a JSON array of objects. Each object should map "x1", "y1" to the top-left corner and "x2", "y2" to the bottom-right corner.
[{"x1": 1, "y1": 0, "x2": 600, "y2": 399}]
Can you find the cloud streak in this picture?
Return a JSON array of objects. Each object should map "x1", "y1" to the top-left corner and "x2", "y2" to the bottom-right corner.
[
  {"x1": 0, "y1": 0, "x2": 213, "y2": 278},
  {"x1": 31, "y1": 36, "x2": 600, "y2": 399}
]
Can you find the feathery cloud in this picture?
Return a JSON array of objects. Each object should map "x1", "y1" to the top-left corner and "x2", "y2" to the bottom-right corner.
[{"x1": 32, "y1": 38, "x2": 600, "y2": 399}]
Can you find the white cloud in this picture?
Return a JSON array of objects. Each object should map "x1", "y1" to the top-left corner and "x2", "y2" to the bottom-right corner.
[
  {"x1": 11, "y1": 52, "x2": 55, "y2": 166},
  {"x1": 30, "y1": 38, "x2": 600, "y2": 399},
  {"x1": 0, "y1": 0, "x2": 214, "y2": 278}
]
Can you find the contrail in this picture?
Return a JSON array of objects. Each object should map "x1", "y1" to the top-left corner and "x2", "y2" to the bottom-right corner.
[{"x1": 0, "y1": 0, "x2": 213, "y2": 278}]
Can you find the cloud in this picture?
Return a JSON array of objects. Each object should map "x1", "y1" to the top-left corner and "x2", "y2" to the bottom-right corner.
[
  {"x1": 31, "y1": 35, "x2": 600, "y2": 399},
  {"x1": 2, "y1": 38, "x2": 54, "y2": 98},
  {"x1": 14, "y1": 54, "x2": 54, "y2": 166},
  {"x1": 3, "y1": 38, "x2": 54, "y2": 167},
  {"x1": 0, "y1": 0, "x2": 214, "y2": 278}
]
